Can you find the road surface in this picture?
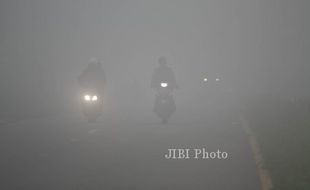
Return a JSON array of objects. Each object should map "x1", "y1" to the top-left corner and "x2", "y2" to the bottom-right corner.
[{"x1": 0, "y1": 109, "x2": 261, "y2": 190}]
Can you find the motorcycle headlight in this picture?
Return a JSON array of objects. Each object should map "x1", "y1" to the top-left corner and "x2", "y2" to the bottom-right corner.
[
  {"x1": 92, "y1": 95, "x2": 98, "y2": 101},
  {"x1": 161, "y1": 83, "x2": 168, "y2": 88},
  {"x1": 84, "y1": 95, "x2": 91, "y2": 101}
]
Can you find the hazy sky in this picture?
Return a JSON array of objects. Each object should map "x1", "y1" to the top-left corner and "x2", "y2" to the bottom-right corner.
[{"x1": 1, "y1": 0, "x2": 309, "y2": 115}]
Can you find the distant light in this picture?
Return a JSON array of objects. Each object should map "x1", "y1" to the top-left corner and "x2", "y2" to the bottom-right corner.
[
  {"x1": 161, "y1": 83, "x2": 168, "y2": 88},
  {"x1": 92, "y1": 95, "x2": 98, "y2": 101},
  {"x1": 203, "y1": 78, "x2": 208, "y2": 82},
  {"x1": 216, "y1": 78, "x2": 220, "y2": 82}
]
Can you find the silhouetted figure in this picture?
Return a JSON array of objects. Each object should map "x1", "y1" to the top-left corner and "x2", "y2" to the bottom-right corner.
[
  {"x1": 151, "y1": 56, "x2": 178, "y2": 91},
  {"x1": 78, "y1": 58, "x2": 106, "y2": 122},
  {"x1": 78, "y1": 58, "x2": 106, "y2": 92},
  {"x1": 151, "y1": 57, "x2": 177, "y2": 124}
]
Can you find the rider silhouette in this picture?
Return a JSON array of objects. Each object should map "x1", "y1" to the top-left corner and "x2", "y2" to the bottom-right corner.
[{"x1": 151, "y1": 56, "x2": 177, "y2": 90}]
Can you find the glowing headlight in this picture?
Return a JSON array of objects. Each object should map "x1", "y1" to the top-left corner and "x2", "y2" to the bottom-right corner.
[
  {"x1": 84, "y1": 95, "x2": 91, "y2": 101},
  {"x1": 92, "y1": 95, "x2": 98, "y2": 101},
  {"x1": 203, "y1": 78, "x2": 208, "y2": 82},
  {"x1": 161, "y1": 83, "x2": 168, "y2": 88}
]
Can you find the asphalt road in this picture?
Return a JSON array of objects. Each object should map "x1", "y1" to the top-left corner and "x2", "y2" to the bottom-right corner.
[{"x1": 0, "y1": 109, "x2": 261, "y2": 190}]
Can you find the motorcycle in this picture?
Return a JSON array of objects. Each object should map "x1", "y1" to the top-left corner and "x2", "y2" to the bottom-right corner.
[
  {"x1": 153, "y1": 82, "x2": 176, "y2": 124},
  {"x1": 80, "y1": 88, "x2": 103, "y2": 123}
]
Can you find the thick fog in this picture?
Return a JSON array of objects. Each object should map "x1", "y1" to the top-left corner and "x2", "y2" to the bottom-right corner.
[
  {"x1": 1, "y1": 1, "x2": 310, "y2": 189},
  {"x1": 0, "y1": 0, "x2": 309, "y2": 117}
]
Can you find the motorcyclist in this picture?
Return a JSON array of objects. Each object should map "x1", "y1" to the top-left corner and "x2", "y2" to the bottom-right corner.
[
  {"x1": 78, "y1": 58, "x2": 106, "y2": 93},
  {"x1": 151, "y1": 56, "x2": 177, "y2": 123},
  {"x1": 151, "y1": 56, "x2": 178, "y2": 91}
]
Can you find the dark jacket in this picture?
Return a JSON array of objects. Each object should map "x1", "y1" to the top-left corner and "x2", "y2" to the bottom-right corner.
[
  {"x1": 151, "y1": 65, "x2": 177, "y2": 90},
  {"x1": 78, "y1": 64, "x2": 106, "y2": 91}
]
